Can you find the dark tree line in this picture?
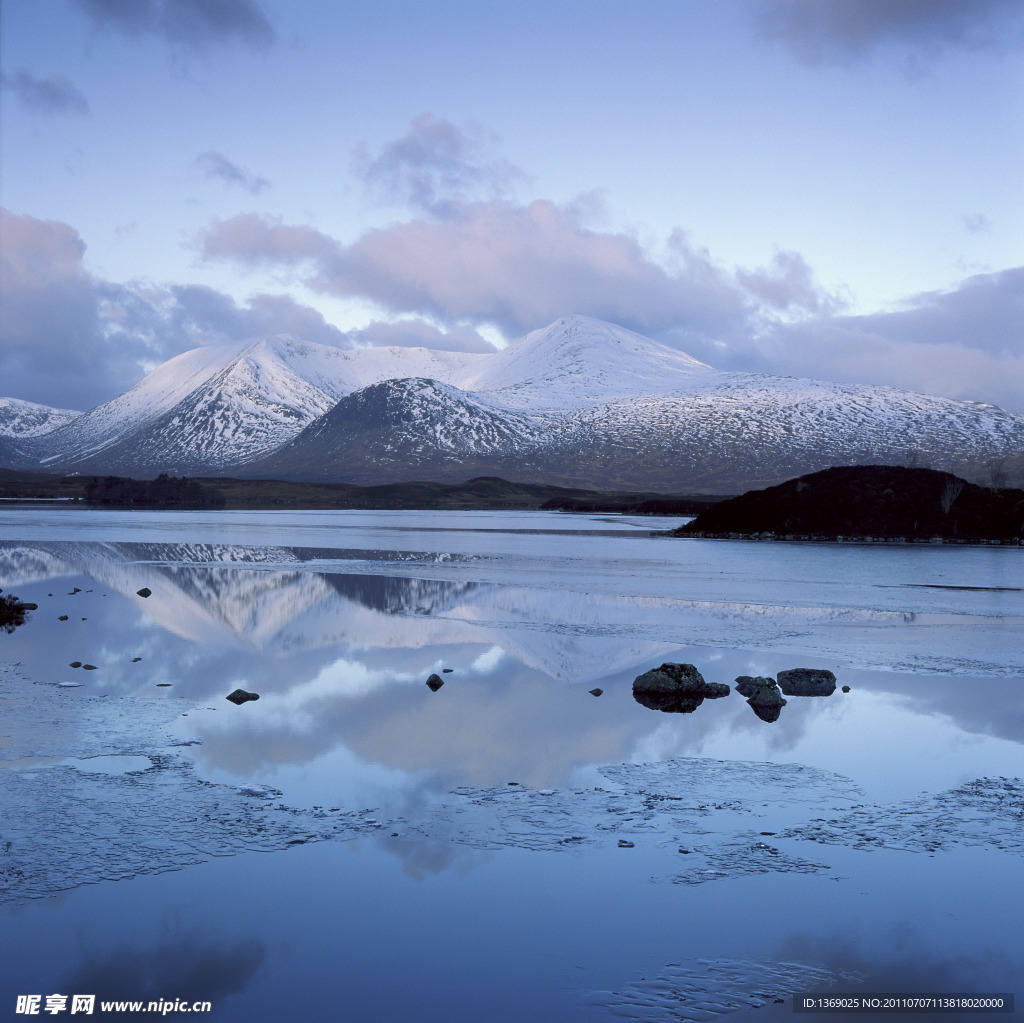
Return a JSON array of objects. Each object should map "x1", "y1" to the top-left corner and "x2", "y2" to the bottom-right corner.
[{"x1": 83, "y1": 474, "x2": 225, "y2": 508}]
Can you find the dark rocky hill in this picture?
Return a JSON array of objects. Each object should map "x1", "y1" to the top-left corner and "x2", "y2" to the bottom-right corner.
[{"x1": 676, "y1": 465, "x2": 1024, "y2": 542}]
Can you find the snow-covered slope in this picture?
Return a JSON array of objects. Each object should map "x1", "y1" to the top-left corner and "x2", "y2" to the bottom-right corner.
[
  {"x1": 456, "y1": 316, "x2": 714, "y2": 407},
  {"x1": 4, "y1": 316, "x2": 1023, "y2": 491},
  {"x1": 0, "y1": 397, "x2": 83, "y2": 438},
  {"x1": 19, "y1": 335, "x2": 483, "y2": 476}
]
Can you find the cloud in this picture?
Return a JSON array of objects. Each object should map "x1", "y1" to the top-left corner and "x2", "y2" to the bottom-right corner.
[
  {"x1": 353, "y1": 113, "x2": 525, "y2": 216},
  {"x1": 199, "y1": 212, "x2": 336, "y2": 267},
  {"x1": 736, "y1": 249, "x2": 847, "y2": 316},
  {"x1": 196, "y1": 151, "x2": 269, "y2": 193},
  {"x1": 198, "y1": 202, "x2": 760, "y2": 342},
  {"x1": 350, "y1": 319, "x2": 497, "y2": 354},
  {"x1": 0, "y1": 209, "x2": 353, "y2": 411},
  {"x1": 72, "y1": 0, "x2": 275, "y2": 52},
  {"x1": 755, "y1": 0, "x2": 1024, "y2": 65},
  {"x1": 0, "y1": 69, "x2": 89, "y2": 114},
  {"x1": 963, "y1": 213, "x2": 992, "y2": 235},
  {"x1": 756, "y1": 267, "x2": 1024, "y2": 412},
  {"x1": 198, "y1": 199, "x2": 850, "y2": 357}
]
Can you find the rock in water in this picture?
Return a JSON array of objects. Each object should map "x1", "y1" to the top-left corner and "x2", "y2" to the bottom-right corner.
[
  {"x1": 735, "y1": 675, "x2": 776, "y2": 699},
  {"x1": 632, "y1": 663, "x2": 729, "y2": 713},
  {"x1": 136, "y1": 587, "x2": 152, "y2": 598},
  {"x1": 226, "y1": 688, "x2": 260, "y2": 704},
  {"x1": 425, "y1": 673, "x2": 444, "y2": 692},
  {"x1": 735, "y1": 675, "x2": 787, "y2": 721},
  {"x1": 589, "y1": 688, "x2": 603, "y2": 697},
  {"x1": 777, "y1": 668, "x2": 837, "y2": 697}
]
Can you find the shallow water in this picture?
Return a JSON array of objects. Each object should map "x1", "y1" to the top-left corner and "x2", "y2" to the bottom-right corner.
[{"x1": 0, "y1": 509, "x2": 1021, "y2": 1021}]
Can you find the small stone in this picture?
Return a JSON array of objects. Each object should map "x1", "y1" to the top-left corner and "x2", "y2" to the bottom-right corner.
[
  {"x1": 58, "y1": 615, "x2": 68, "y2": 621},
  {"x1": 618, "y1": 839, "x2": 635, "y2": 848},
  {"x1": 82, "y1": 664, "x2": 97, "y2": 670},
  {"x1": 132, "y1": 657, "x2": 142, "y2": 662},
  {"x1": 425, "y1": 673, "x2": 444, "y2": 691},
  {"x1": 226, "y1": 688, "x2": 259, "y2": 704},
  {"x1": 156, "y1": 683, "x2": 172, "y2": 687},
  {"x1": 137, "y1": 588, "x2": 152, "y2": 598},
  {"x1": 442, "y1": 668, "x2": 453, "y2": 673},
  {"x1": 69, "y1": 661, "x2": 82, "y2": 668},
  {"x1": 678, "y1": 847, "x2": 690, "y2": 854},
  {"x1": 589, "y1": 688, "x2": 603, "y2": 696},
  {"x1": 842, "y1": 685, "x2": 851, "y2": 693}
]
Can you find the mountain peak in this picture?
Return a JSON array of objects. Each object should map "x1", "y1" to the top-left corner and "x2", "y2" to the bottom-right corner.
[{"x1": 459, "y1": 315, "x2": 714, "y2": 406}]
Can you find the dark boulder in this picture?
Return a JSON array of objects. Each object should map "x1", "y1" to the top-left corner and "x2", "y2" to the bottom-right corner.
[
  {"x1": 777, "y1": 668, "x2": 837, "y2": 696},
  {"x1": 425, "y1": 673, "x2": 444, "y2": 692},
  {"x1": 734, "y1": 675, "x2": 776, "y2": 699},
  {"x1": 735, "y1": 675, "x2": 787, "y2": 722},
  {"x1": 633, "y1": 663, "x2": 729, "y2": 714},
  {"x1": 137, "y1": 587, "x2": 152, "y2": 598},
  {"x1": 226, "y1": 688, "x2": 260, "y2": 704},
  {"x1": 589, "y1": 688, "x2": 603, "y2": 697}
]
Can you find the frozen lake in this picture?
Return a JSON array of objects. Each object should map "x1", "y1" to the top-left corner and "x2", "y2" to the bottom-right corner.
[{"x1": 1, "y1": 508, "x2": 1021, "y2": 1021}]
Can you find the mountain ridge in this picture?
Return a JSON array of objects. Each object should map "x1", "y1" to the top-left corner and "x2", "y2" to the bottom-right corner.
[{"x1": 3, "y1": 316, "x2": 1023, "y2": 492}]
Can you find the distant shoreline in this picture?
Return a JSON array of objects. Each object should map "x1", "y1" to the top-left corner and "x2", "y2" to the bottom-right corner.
[
  {"x1": 0, "y1": 470, "x2": 725, "y2": 514},
  {"x1": 673, "y1": 530, "x2": 1021, "y2": 547}
]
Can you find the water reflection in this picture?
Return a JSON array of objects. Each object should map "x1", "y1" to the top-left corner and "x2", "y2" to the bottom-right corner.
[
  {"x1": 59, "y1": 931, "x2": 265, "y2": 1021},
  {"x1": 2, "y1": 539, "x2": 1022, "y2": 802},
  {"x1": 0, "y1": 592, "x2": 34, "y2": 633}
]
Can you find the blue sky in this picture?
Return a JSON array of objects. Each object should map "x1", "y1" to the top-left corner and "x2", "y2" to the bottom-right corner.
[{"x1": 1, "y1": 0, "x2": 1022, "y2": 413}]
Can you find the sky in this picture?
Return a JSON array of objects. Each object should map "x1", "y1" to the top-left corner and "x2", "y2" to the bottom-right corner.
[{"x1": 1, "y1": 0, "x2": 1022, "y2": 414}]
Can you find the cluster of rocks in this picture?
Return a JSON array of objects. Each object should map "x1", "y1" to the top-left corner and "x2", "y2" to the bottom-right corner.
[{"x1": 632, "y1": 663, "x2": 847, "y2": 722}]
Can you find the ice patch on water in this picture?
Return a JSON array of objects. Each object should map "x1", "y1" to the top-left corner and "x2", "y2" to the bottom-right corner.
[
  {"x1": 0, "y1": 754, "x2": 152, "y2": 775},
  {"x1": 781, "y1": 777, "x2": 1024, "y2": 856},
  {"x1": 660, "y1": 834, "x2": 830, "y2": 886},
  {"x1": 398, "y1": 758, "x2": 861, "y2": 887},
  {"x1": 599, "y1": 758, "x2": 864, "y2": 807},
  {"x1": 588, "y1": 956, "x2": 860, "y2": 1021},
  {"x1": 0, "y1": 755, "x2": 394, "y2": 904}
]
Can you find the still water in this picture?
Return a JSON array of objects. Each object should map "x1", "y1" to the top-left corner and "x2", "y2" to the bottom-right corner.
[{"x1": 0, "y1": 509, "x2": 1021, "y2": 1022}]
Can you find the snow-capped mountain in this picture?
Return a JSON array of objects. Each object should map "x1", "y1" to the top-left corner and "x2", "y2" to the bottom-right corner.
[
  {"x1": 8, "y1": 335, "x2": 481, "y2": 476},
  {"x1": 0, "y1": 397, "x2": 83, "y2": 437},
  {"x1": 3, "y1": 316, "x2": 1023, "y2": 491},
  {"x1": 0, "y1": 398, "x2": 83, "y2": 468}
]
